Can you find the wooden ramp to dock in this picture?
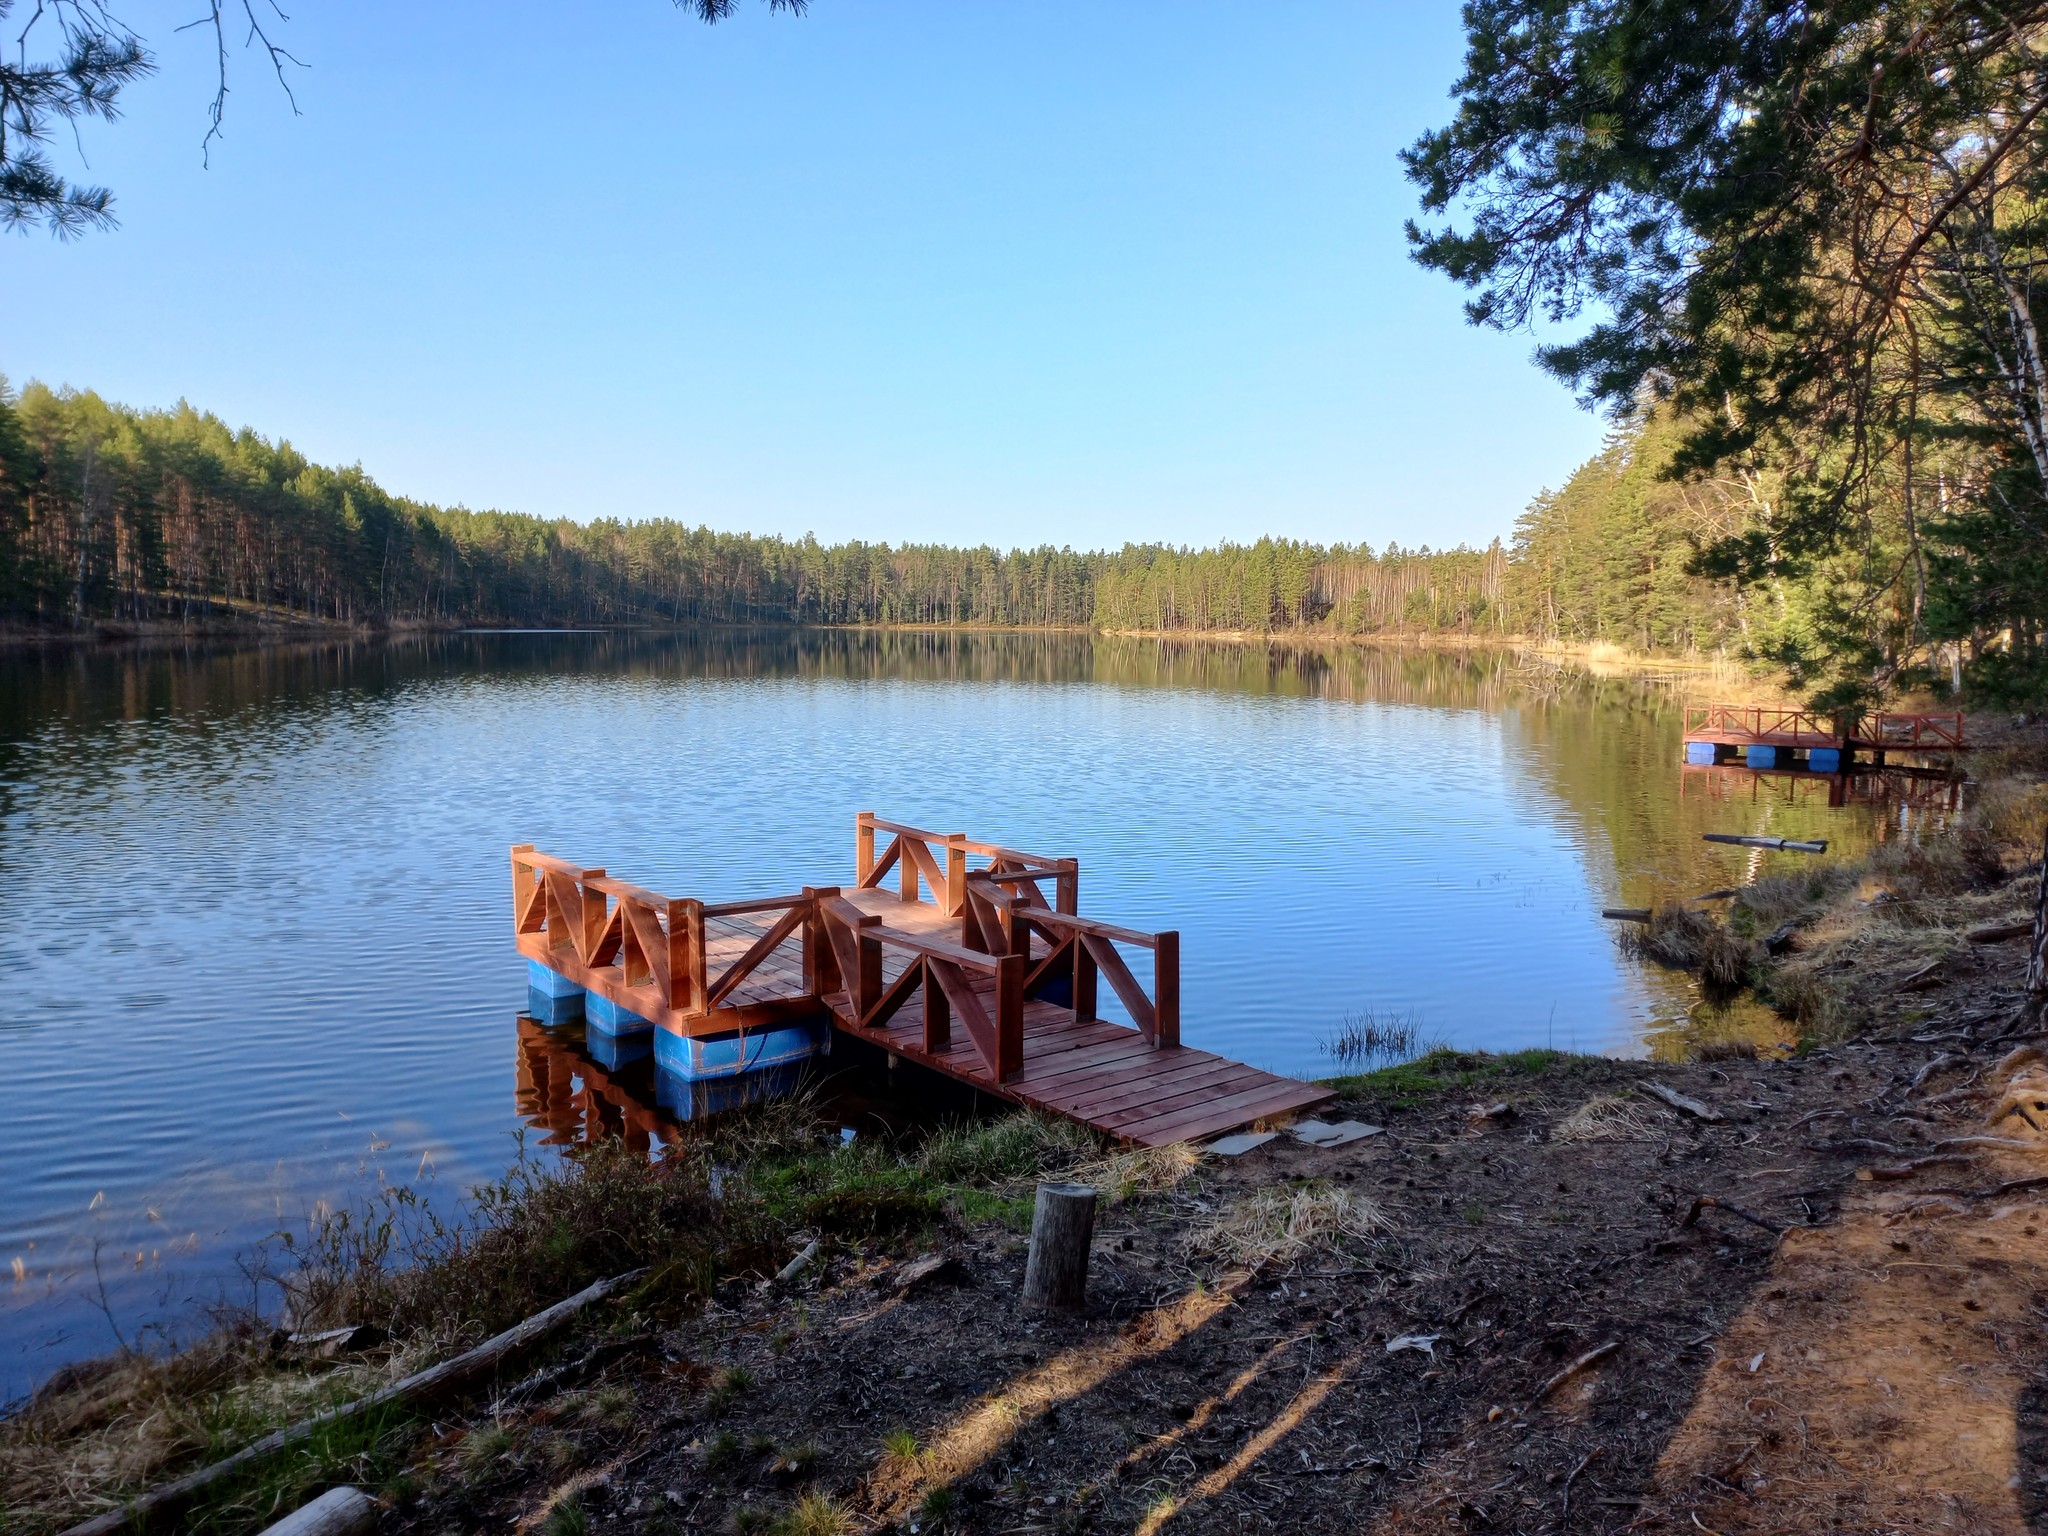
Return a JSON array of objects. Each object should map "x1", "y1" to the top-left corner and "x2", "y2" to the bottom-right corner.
[{"x1": 511, "y1": 814, "x2": 1332, "y2": 1146}]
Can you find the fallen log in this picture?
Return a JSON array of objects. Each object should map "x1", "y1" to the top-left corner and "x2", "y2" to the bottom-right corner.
[
  {"x1": 1703, "y1": 834, "x2": 1828, "y2": 854},
  {"x1": 257, "y1": 1486, "x2": 377, "y2": 1536},
  {"x1": 773, "y1": 1238, "x2": 821, "y2": 1286},
  {"x1": 58, "y1": 1268, "x2": 645, "y2": 1536},
  {"x1": 1601, "y1": 908, "x2": 1653, "y2": 923},
  {"x1": 1642, "y1": 1080, "x2": 1727, "y2": 1125},
  {"x1": 1968, "y1": 922, "x2": 2036, "y2": 945}
]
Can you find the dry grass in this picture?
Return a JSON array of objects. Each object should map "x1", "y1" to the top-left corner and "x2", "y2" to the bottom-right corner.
[
  {"x1": 1183, "y1": 1185, "x2": 1387, "y2": 1268},
  {"x1": 1619, "y1": 904, "x2": 1756, "y2": 994},
  {"x1": 1071, "y1": 1142, "x2": 1203, "y2": 1205},
  {"x1": 1553, "y1": 1094, "x2": 1659, "y2": 1143}
]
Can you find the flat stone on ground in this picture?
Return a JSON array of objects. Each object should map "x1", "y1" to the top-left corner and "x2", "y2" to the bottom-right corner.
[
  {"x1": 1292, "y1": 1119, "x2": 1383, "y2": 1148},
  {"x1": 1204, "y1": 1131, "x2": 1278, "y2": 1157}
]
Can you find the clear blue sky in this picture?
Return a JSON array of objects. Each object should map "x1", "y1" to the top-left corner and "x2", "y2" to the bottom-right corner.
[{"x1": 3, "y1": 1, "x2": 1606, "y2": 552}]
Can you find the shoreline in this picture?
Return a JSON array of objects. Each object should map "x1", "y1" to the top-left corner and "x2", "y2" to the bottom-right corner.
[
  {"x1": 6, "y1": 716, "x2": 2044, "y2": 1534},
  {"x1": 1, "y1": 616, "x2": 1764, "y2": 677}
]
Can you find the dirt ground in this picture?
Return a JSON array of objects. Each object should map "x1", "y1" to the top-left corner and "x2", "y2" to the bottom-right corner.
[{"x1": 372, "y1": 896, "x2": 2048, "y2": 1536}]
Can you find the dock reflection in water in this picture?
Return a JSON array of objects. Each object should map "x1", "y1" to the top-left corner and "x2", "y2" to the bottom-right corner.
[
  {"x1": 513, "y1": 1018, "x2": 967, "y2": 1157},
  {"x1": 514, "y1": 1019, "x2": 674, "y2": 1156},
  {"x1": 1679, "y1": 762, "x2": 1964, "y2": 830}
]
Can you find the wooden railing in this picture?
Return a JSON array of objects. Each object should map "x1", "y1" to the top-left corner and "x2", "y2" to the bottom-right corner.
[
  {"x1": 1866, "y1": 712, "x2": 1968, "y2": 749},
  {"x1": 514, "y1": 816, "x2": 1180, "y2": 1071},
  {"x1": 511, "y1": 846, "x2": 815, "y2": 1026},
  {"x1": 815, "y1": 886, "x2": 1026, "y2": 1080},
  {"x1": 1008, "y1": 896, "x2": 1180, "y2": 1048},
  {"x1": 856, "y1": 812, "x2": 1078, "y2": 916},
  {"x1": 1682, "y1": 704, "x2": 1852, "y2": 744},
  {"x1": 1682, "y1": 704, "x2": 1967, "y2": 749}
]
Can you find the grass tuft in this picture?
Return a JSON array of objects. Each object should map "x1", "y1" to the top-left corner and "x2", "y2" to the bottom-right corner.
[
  {"x1": 1554, "y1": 1093, "x2": 1657, "y2": 1143},
  {"x1": 917, "y1": 1113, "x2": 1099, "y2": 1185},
  {"x1": 1185, "y1": 1184, "x2": 1387, "y2": 1267},
  {"x1": 916, "y1": 1483, "x2": 960, "y2": 1527},
  {"x1": 542, "y1": 1493, "x2": 590, "y2": 1536},
  {"x1": 1319, "y1": 1008, "x2": 1436, "y2": 1071},
  {"x1": 778, "y1": 1490, "x2": 857, "y2": 1536}
]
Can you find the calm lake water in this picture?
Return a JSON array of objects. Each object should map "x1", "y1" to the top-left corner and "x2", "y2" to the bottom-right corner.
[{"x1": 0, "y1": 631, "x2": 1955, "y2": 1399}]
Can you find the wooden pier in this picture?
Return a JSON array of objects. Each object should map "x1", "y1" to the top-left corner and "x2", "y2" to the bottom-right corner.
[
  {"x1": 511, "y1": 814, "x2": 1332, "y2": 1146},
  {"x1": 1682, "y1": 703, "x2": 1967, "y2": 761}
]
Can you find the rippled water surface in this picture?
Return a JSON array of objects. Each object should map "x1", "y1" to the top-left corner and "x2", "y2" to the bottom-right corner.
[{"x1": 0, "y1": 632, "x2": 1955, "y2": 1397}]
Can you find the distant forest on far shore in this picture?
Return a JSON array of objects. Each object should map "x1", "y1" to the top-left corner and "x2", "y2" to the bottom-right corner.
[{"x1": 0, "y1": 379, "x2": 2002, "y2": 700}]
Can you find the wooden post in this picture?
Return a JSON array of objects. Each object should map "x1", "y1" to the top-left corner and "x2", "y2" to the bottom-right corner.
[
  {"x1": 1074, "y1": 938, "x2": 1098, "y2": 1022},
  {"x1": 923, "y1": 958, "x2": 950, "y2": 1052},
  {"x1": 947, "y1": 835, "x2": 967, "y2": 917},
  {"x1": 857, "y1": 812, "x2": 875, "y2": 885},
  {"x1": 995, "y1": 952, "x2": 1024, "y2": 1080},
  {"x1": 800, "y1": 888, "x2": 823, "y2": 996},
  {"x1": 1056, "y1": 861, "x2": 1078, "y2": 916},
  {"x1": 856, "y1": 916, "x2": 883, "y2": 1016},
  {"x1": 1022, "y1": 1182, "x2": 1097, "y2": 1311},
  {"x1": 901, "y1": 837, "x2": 920, "y2": 903},
  {"x1": 1153, "y1": 931, "x2": 1180, "y2": 1047},
  {"x1": 511, "y1": 844, "x2": 536, "y2": 932},
  {"x1": 683, "y1": 899, "x2": 708, "y2": 1015}
]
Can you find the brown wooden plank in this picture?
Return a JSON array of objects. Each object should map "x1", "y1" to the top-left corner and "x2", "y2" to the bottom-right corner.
[
  {"x1": 1025, "y1": 1045, "x2": 1238, "y2": 1108},
  {"x1": 1089, "y1": 1070, "x2": 1295, "y2": 1130},
  {"x1": 1122, "y1": 1091, "x2": 1335, "y2": 1148},
  {"x1": 1047, "y1": 1057, "x2": 1256, "y2": 1118},
  {"x1": 1116, "y1": 1081, "x2": 1335, "y2": 1146},
  {"x1": 1003, "y1": 1035, "x2": 1176, "y2": 1088}
]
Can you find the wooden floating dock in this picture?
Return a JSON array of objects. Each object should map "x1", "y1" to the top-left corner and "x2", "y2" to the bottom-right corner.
[
  {"x1": 1682, "y1": 703, "x2": 1967, "y2": 770},
  {"x1": 511, "y1": 814, "x2": 1333, "y2": 1147}
]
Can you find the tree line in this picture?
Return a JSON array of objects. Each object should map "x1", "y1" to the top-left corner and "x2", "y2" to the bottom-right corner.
[
  {"x1": 0, "y1": 380, "x2": 1520, "y2": 638},
  {"x1": 2, "y1": 375, "x2": 2041, "y2": 703}
]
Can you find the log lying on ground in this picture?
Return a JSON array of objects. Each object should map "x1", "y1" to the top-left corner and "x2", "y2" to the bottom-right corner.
[
  {"x1": 1703, "y1": 833, "x2": 1828, "y2": 854},
  {"x1": 1968, "y1": 922, "x2": 2036, "y2": 945},
  {"x1": 1642, "y1": 1080, "x2": 1727, "y2": 1124},
  {"x1": 59, "y1": 1268, "x2": 646, "y2": 1536},
  {"x1": 773, "y1": 1238, "x2": 821, "y2": 1286},
  {"x1": 258, "y1": 1486, "x2": 377, "y2": 1536},
  {"x1": 1601, "y1": 908, "x2": 1652, "y2": 923}
]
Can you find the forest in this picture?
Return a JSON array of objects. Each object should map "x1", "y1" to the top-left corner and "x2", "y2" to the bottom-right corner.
[{"x1": 0, "y1": 373, "x2": 2041, "y2": 704}]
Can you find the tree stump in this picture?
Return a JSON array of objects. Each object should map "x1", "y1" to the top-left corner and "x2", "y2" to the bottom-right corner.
[{"x1": 1022, "y1": 1181, "x2": 1097, "y2": 1311}]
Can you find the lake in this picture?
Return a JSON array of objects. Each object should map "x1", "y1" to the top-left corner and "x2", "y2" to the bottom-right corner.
[{"x1": 0, "y1": 630, "x2": 1953, "y2": 1399}]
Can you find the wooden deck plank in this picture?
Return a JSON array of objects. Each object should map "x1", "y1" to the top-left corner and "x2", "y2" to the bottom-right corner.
[
  {"x1": 1021, "y1": 1045, "x2": 1232, "y2": 1104},
  {"x1": 1115, "y1": 1081, "x2": 1336, "y2": 1147},
  {"x1": 1050, "y1": 1058, "x2": 1257, "y2": 1118}
]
